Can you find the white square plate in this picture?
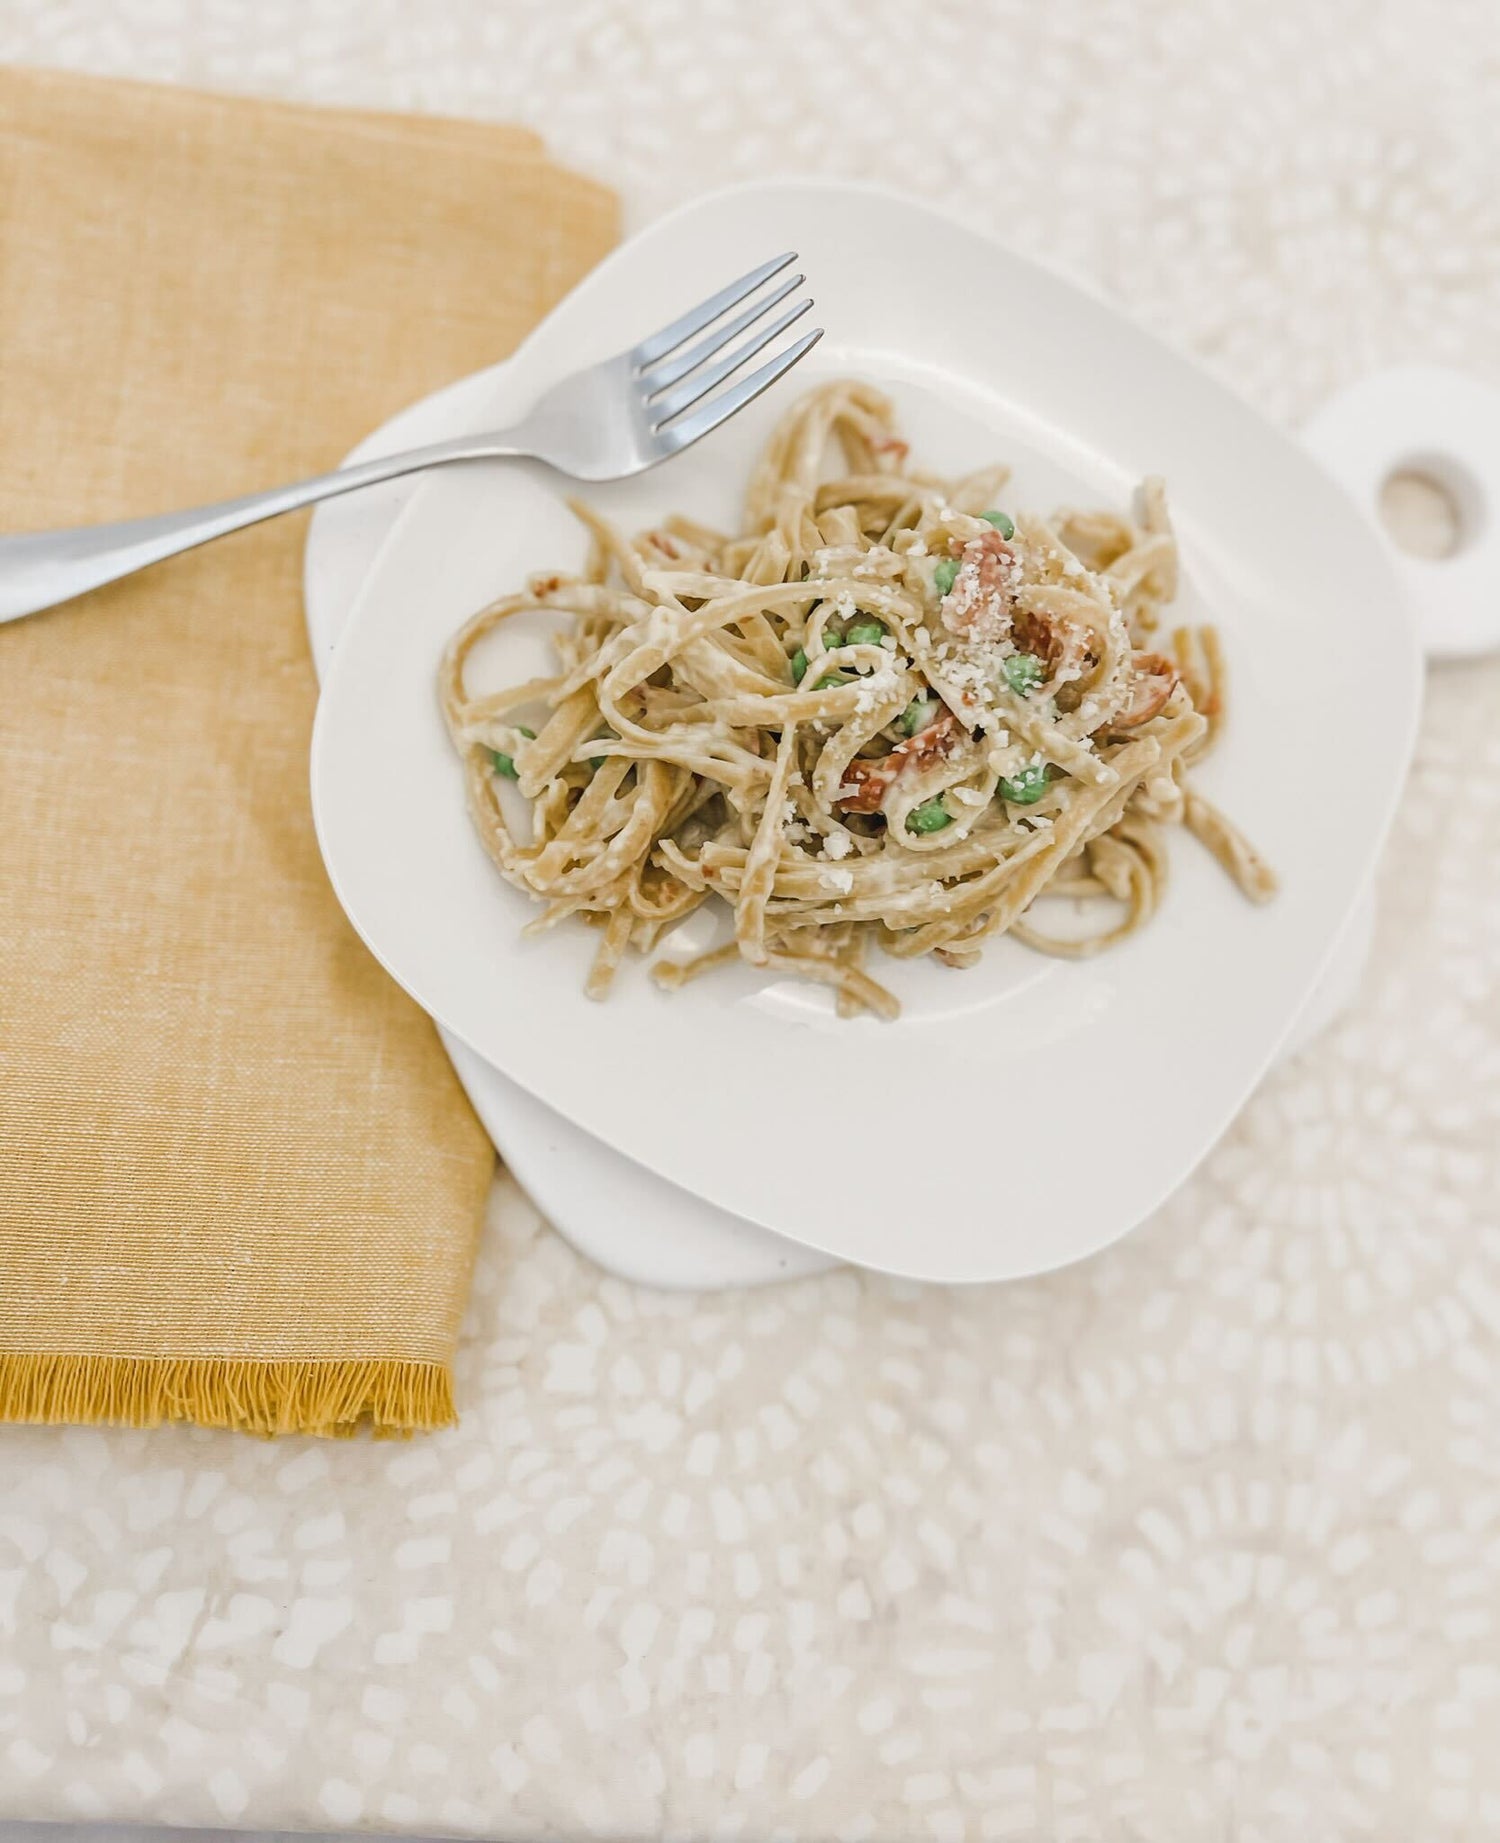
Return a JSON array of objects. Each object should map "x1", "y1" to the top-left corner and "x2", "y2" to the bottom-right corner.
[{"x1": 311, "y1": 182, "x2": 1419, "y2": 1282}]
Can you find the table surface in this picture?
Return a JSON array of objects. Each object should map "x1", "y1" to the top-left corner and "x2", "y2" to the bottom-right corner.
[{"x1": 3, "y1": 3, "x2": 1500, "y2": 1839}]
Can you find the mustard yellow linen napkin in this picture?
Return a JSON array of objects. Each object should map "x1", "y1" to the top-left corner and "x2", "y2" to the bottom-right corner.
[{"x1": 0, "y1": 67, "x2": 617, "y2": 1434}]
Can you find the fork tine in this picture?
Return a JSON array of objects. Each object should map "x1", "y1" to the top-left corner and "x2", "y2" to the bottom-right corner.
[
  {"x1": 631, "y1": 252, "x2": 798, "y2": 369},
  {"x1": 654, "y1": 328, "x2": 824, "y2": 456},
  {"x1": 639, "y1": 271, "x2": 804, "y2": 395},
  {"x1": 649, "y1": 297, "x2": 814, "y2": 429}
]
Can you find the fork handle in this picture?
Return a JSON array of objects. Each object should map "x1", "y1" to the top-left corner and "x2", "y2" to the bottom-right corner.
[{"x1": 0, "y1": 431, "x2": 526, "y2": 623}]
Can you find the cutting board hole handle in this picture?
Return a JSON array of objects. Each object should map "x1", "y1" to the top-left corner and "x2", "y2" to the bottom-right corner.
[
  {"x1": 1378, "y1": 455, "x2": 1481, "y2": 561},
  {"x1": 1302, "y1": 365, "x2": 1500, "y2": 662}
]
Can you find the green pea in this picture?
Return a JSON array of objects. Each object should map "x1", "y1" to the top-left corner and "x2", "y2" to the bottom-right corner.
[
  {"x1": 1003, "y1": 653, "x2": 1045, "y2": 695},
  {"x1": 845, "y1": 618, "x2": 886, "y2": 647},
  {"x1": 933, "y1": 558, "x2": 959, "y2": 595},
  {"x1": 900, "y1": 695, "x2": 937, "y2": 737},
  {"x1": 814, "y1": 673, "x2": 845, "y2": 691},
  {"x1": 906, "y1": 796, "x2": 954, "y2": 834},
  {"x1": 791, "y1": 648, "x2": 809, "y2": 684},
  {"x1": 589, "y1": 757, "x2": 606, "y2": 771},
  {"x1": 980, "y1": 509, "x2": 1015, "y2": 540},
  {"x1": 489, "y1": 723, "x2": 536, "y2": 780},
  {"x1": 999, "y1": 762, "x2": 1050, "y2": 805}
]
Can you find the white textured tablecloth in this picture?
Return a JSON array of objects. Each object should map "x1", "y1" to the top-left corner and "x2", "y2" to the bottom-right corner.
[{"x1": 3, "y1": 3, "x2": 1499, "y2": 1837}]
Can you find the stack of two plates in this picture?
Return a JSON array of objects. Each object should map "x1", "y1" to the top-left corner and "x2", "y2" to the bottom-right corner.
[{"x1": 306, "y1": 183, "x2": 1497, "y2": 1291}]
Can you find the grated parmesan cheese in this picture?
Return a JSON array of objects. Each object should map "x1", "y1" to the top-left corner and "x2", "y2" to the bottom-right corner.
[{"x1": 852, "y1": 665, "x2": 898, "y2": 714}]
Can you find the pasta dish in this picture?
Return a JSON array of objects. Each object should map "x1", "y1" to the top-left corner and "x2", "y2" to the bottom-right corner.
[{"x1": 439, "y1": 380, "x2": 1275, "y2": 1019}]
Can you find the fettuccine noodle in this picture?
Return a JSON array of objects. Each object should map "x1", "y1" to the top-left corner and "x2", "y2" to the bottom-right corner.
[{"x1": 439, "y1": 379, "x2": 1275, "y2": 1019}]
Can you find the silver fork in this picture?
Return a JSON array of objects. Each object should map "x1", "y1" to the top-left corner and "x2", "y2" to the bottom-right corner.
[{"x1": 0, "y1": 252, "x2": 821, "y2": 624}]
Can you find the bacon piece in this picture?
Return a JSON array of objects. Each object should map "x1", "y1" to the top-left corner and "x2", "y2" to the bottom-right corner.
[
  {"x1": 1107, "y1": 652, "x2": 1178, "y2": 730},
  {"x1": 940, "y1": 531, "x2": 1097, "y2": 685},
  {"x1": 835, "y1": 710, "x2": 961, "y2": 813},
  {"x1": 870, "y1": 434, "x2": 910, "y2": 463},
  {"x1": 940, "y1": 528, "x2": 1017, "y2": 644},
  {"x1": 1013, "y1": 605, "x2": 1093, "y2": 682}
]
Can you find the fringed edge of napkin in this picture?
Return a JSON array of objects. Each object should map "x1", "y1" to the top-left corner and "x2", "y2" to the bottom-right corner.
[{"x1": 0, "y1": 1354, "x2": 454, "y2": 1438}]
